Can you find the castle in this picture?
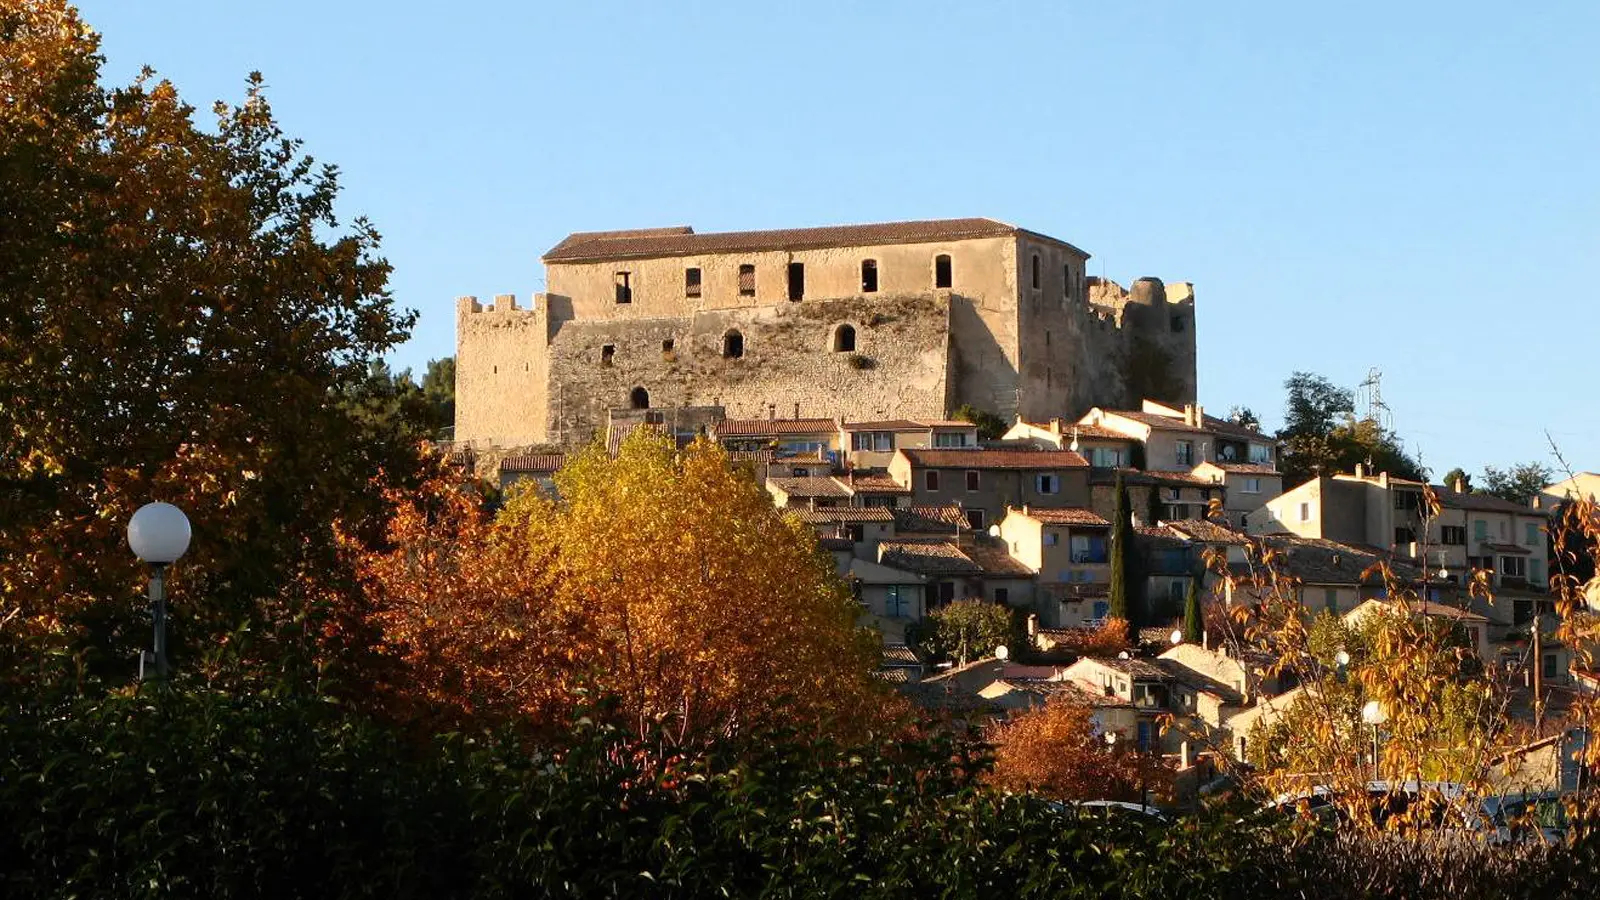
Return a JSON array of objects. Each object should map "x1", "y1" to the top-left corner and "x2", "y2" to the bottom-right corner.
[{"x1": 454, "y1": 218, "x2": 1196, "y2": 448}]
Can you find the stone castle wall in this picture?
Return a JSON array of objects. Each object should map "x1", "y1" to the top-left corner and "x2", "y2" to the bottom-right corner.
[{"x1": 542, "y1": 294, "x2": 953, "y2": 447}]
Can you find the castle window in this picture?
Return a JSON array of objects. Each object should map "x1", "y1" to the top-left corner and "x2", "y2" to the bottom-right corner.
[
  {"x1": 1171, "y1": 314, "x2": 1185, "y2": 332},
  {"x1": 629, "y1": 386, "x2": 650, "y2": 410},
  {"x1": 861, "y1": 259, "x2": 878, "y2": 293},
  {"x1": 832, "y1": 323, "x2": 856, "y2": 353},
  {"x1": 934, "y1": 254, "x2": 952, "y2": 289},
  {"x1": 787, "y1": 262, "x2": 805, "y2": 301},
  {"x1": 614, "y1": 272, "x2": 632, "y2": 304},
  {"x1": 722, "y1": 330, "x2": 744, "y2": 359},
  {"x1": 738, "y1": 264, "x2": 756, "y2": 297},
  {"x1": 601, "y1": 344, "x2": 615, "y2": 365},
  {"x1": 1046, "y1": 367, "x2": 1052, "y2": 389},
  {"x1": 685, "y1": 267, "x2": 702, "y2": 298},
  {"x1": 1031, "y1": 254, "x2": 1040, "y2": 289},
  {"x1": 1064, "y1": 265, "x2": 1072, "y2": 298},
  {"x1": 661, "y1": 338, "x2": 674, "y2": 353}
]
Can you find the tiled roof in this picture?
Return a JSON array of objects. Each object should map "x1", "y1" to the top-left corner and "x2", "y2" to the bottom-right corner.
[
  {"x1": 1060, "y1": 422, "x2": 1134, "y2": 440},
  {"x1": 1437, "y1": 488, "x2": 1549, "y2": 517},
  {"x1": 1400, "y1": 599, "x2": 1489, "y2": 623},
  {"x1": 768, "y1": 476, "x2": 852, "y2": 498},
  {"x1": 789, "y1": 507, "x2": 896, "y2": 524},
  {"x1": 542, "y1": 218, "x2": 1085, "y2": 262},
  {"x1": 1152, "y1": 658, "x2": 1245, "y2": 704},
  {"x1": 498, "y1": 453, "x2": 564, "y2": 474},
  {"x1": 962, "y1": 543, "x2": 1036, "y2": 577},
  {"x1": 879, "y1": 540, "x2": 982, "y2": 576},
  {"x1": 1202, "y1": 415, "x2": 1271, "y2": 442},
  {"x1": 1207, "y1": 462, "x2": 1279, "y2": 475},
  {"x1": 928, "y1": 420, "x2": 981, "y2": 429},
  {"x1": 1101, "y1": 410, "x2": 1212, "y2": 435},
  {"x1": 715, "y1": 418, "x2": 838, "y2": 438},
  {"x1": 1011, "y1": 507, "x2": 1111, "y2": 527},
  {"x1": 841, "y1": 471, "x2": 912, "y2": 494},
  {"x1": 900, "y1": 448, "x2": 1089, "y2": 469},
  {"x1": 1089, "y1": 467, "x2": 1217, "y2": 487},
  {"x1": 894, "y1": 505, "x2": 969, "y2": 533},
  {"x1": 1482, "y1": 541, "x2": 1533, "y2": 555},
  {"x1": 842, "y1": 419, "x2": 929, "y2": 432},
  {"x1": 1092, "y1": 656, "x2": 1171, "y2": 679},
  {"x1": 1254, "y1": 535, "x2": 1422, "y2": 585},
  {"x1": 817, "y1": 536, "x2": 855, "y2": 551},
  {"x1": 1165, "y1": 519, "x2": 1250, "y2": 545},
  {"x1": 881, "y1": 643, "x2": 922, "y2": 666}
]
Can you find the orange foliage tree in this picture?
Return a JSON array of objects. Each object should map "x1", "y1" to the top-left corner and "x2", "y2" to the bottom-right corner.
[
  {"x1": 989, "y1": 696, "x2": 1164, "y2": 802},
  {"x1": 354, "y1": 430, "x2": 888, "y2": 745}
]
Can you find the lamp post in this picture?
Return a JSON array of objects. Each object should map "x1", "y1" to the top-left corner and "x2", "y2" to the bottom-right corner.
[
  {"x1": 1361, "y1": 699, "x2": 1387, "y2": 783},
  {"x1": 127, "y1": 502, "x2": 191, "y2": 682}
]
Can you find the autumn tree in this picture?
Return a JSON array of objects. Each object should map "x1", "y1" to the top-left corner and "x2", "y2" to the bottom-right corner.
[
  {"x1": 356, "y1": 430, "x2": 886, "y2": 744},
  {"x1": 0, "y1": 1, "x2": 418, "y2": 688},
  {"x1": 990, "y1": 696, "x2": 1164, "y2": 802}
]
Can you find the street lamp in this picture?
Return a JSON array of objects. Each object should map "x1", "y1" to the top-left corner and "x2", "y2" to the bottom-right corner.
[
  {"x1": 1361, "y1": 699, "x2": 1388, "y2": 783},
  {"x1": 127, "y1": 502, "x2": 191, "y2": 682}
]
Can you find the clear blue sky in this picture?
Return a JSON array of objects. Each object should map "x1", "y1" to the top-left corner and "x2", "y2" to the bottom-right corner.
[{"x1": 78, "y1": 1, "x2": 1598, "y2": 478}]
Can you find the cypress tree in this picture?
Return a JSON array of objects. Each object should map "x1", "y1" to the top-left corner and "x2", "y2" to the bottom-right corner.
[
  {"x1": 1182, "y1": 574, "x2": 1203, "y2": 644},
  {"x1": 1109, "y1": 474, "x2": 1133, "y2": 626}
]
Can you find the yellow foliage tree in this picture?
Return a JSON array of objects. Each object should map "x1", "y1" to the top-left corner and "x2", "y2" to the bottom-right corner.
[{"x1": 356, "y1": 430, "x2": 888, "y2": 745}]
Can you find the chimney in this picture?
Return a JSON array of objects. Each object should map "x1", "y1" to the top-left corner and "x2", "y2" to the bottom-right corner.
[
  {"x1": 1196, "y1": 404, "x2": 1205, "y2": 424},
  {"x1": 1453, "y1": 476, "x2": 1466, "y2": 494},
  {"x1": 794, "y1": 402, "x2": 800, "y2": 419},
  {"x1": 1379, "y1": 472, "x2": 1389, "y2": 489},
  {"x1": 1050, "y1": 417, "x2": 1063, "y2": 436},
  {"x1": 1027, "y1": 613, "x2": 1039, "y2": 638},
  {"x1": 1184, "y1": 404, "x2": 1197, "y2": 426},
  {"x1": 1354, "y1": 462, "x2": 1367, "y2": 478},
  {"x1": 768, "y1": 403, "x2": 776, "y2": 420}
]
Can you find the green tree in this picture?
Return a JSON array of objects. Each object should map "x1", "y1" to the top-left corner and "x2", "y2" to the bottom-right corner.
[
  {"x1": 1442, "y1": 467, "x2": 1472, "y2": 492},
  {"x1": 1109, "y1": 474, "x2": 1141, "y2": 629},
  {"x1": 952, "y1": 404, "x2": 1006, "y2": 441},
  {"x1": 421, "y1": 356, "x2": 456, "y2": 436},
  {"x1": 1182, "y1": 575, "x2": 1203, "y2": 644},
  {"x1": 1276, "y1": 372, "x2": 1423, "y2": 485},
  {"x1": 1480, "y1": 461, "x2": 1552, "y2": 505},
  {"x1": 0, "y1": 1, "x2": 417, "y2": 687},
  {"x1": 910, "y1": 599, "x2": 1014, "y2": 666}
]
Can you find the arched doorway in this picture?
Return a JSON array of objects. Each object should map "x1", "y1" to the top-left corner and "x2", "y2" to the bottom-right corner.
[{"x1": 629, "y1": 386, "x2": 650, "y2": 409}]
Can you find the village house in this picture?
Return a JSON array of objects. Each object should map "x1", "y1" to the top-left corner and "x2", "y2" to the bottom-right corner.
[
  {"x1": 995, "y1": 506, "x2": 1112, "y2": 627},
  {"x1": 1079, "y1": 401, "x2": 1278, "y2": 474},
  {"x1": 1001, "y1": 418, "x2": 1138, "y2": 469},
  {"x1": 887, "y1": 447, "x2": 1091, "y2": 531},
  {"x1": 839, "y1": 419, "x2": 979, "y2": 468},
  {"x1": 497, "y1": 453, "x2": 564, "y2": 494}
]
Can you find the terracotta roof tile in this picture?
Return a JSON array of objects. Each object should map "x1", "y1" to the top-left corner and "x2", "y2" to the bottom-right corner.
[
  {"x1": 1207, "y1": 462, "x2": 1279, "y2": 475},
  {"x1": 1011, "y1": 507, "x2": 1111, "y2": 527},
  {"x1": 498, "y1": 453, "x2": 565, "y2": 474},
  {"x1": 768, "y1": 476, "x2": 851, "y2": 498},
  {"x1": 879, "y1": 540, "x2": 982, "y2": 576},
  {"x1": 894, "y1": 505, "x2": 970, "y2": 532},
  {"x1": 1164, "y1": 519, "x2": 1250, "y2": 545},
  {"x1": 962, "y1": 543, "x2": 1036, "y2": 577},
  {"x1": 607, "y1": 421, "x2": 667, "y2": 455},
  {"x1": 790, "y1": 507, "x2": 896, "y2": 524},
  {"x1": 842, "y1": 419, "x2": 929, "y2": 432},
  {"x1": 1437, "y1": 488, "x2": 1549, "y2": 517},
  {"x1": 1089, "y1": 467, "x2": 1218, "y2": 487},
  {"x1": 1059, "y1": 422, "x2": 1134, "y2": 440},
  {"x1": 841, "y1": 471, "x2": 911, "y2": 494},
  {"x1": 900, "y1": 448, "x2": 1088, "y2": 469},
  {"x1": 541, "y1": 218, "x2": 1085, "y2": 262},
  {"x1": 715, "y1": 418, "x2": 838, "y2": 438}
]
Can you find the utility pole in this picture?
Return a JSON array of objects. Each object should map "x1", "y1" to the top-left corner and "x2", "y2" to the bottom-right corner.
[{"x1": 1533, "y1": 612, "x2": 1545, "y2": 736}]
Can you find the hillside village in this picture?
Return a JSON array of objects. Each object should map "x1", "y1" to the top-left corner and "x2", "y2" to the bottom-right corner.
[{"x1": 456, "y1": 217, "x2": 1596, "y2": 802}]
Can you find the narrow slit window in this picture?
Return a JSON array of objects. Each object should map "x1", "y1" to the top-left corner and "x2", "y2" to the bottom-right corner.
[
  {"x1": 738, "y1": 264, "x2": 756, "y2": 297},
  {"x1": 614, "y1": 271, "x2": 632, "y2": 304},
  {"x1": 934, "y1": 254, "x2": 952, "y2": 289},
  {"x1": 787, "y1": 262, "x2": 805, "y2": 301},
  {"x1": 1064, "y1": 265, "x2": 1071, "y2": 298},
  {"x1": 684, "y1": 267, "x2": 702, "y2": 298},
  {"x1": 1031, "y1": 254, "x2": 1040, "y2": 289},
  {"x1": 861, "y1": 259, "x2": 878, "y2": 293}
]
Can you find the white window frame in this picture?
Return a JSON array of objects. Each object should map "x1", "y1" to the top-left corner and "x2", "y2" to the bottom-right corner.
[
  {"x1": 1243, "y1": 477, "x2": 1261, "y2": 494},
  {"x1": 1036, "y1": 473, "x2": 1060, "y2": 495}
]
